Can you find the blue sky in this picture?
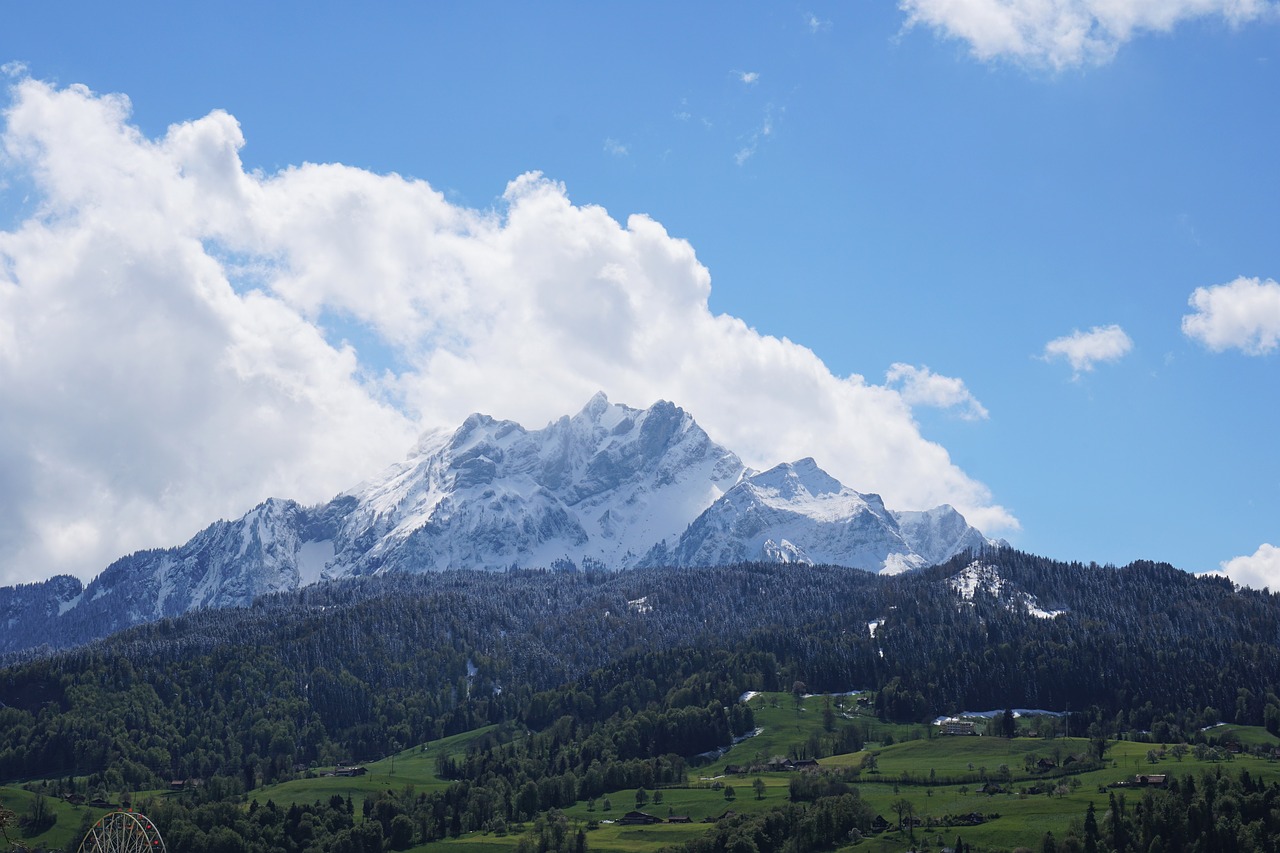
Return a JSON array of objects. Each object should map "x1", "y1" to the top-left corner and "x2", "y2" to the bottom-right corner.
[{"x1": 1, "y1": 2, "x2": 1277, "y2": 586}]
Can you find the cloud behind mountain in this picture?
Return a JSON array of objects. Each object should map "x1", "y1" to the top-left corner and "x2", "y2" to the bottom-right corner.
[{"x1": 0, "y1": 77, "x2": 1013, "y2": 584}]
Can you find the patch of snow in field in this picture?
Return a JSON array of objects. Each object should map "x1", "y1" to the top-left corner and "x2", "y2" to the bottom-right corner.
[
  {"x1": 802, "y1": 690, "x2": 865, "y2": 699},
  {"x1": 932, "y1": 709, "x2": 1066, "y2": 724}
]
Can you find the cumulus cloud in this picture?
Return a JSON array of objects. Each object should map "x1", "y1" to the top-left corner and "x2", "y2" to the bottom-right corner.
[
  {"x1": 1216, "y1": 543, "x2": 1280, "y2": 590},
  {"x1": 737, "y1": 70, "x2": 760, "y2": 84},
  {"x1": 1182, "y1": 276, "x2": 1280, "y2": 355},
  {"x1": 885, "y1": 363, "x2": 989, "y2": 420},
  {"x1": 899, "y1": 0, "x2": 1278, "y2": 69},
  {"x1": 0, "y1": 77, "x2": 1014, "y2": 584},
  {"x1": 1042, "y1": 324, "x2": 1133, "y2": 376}
]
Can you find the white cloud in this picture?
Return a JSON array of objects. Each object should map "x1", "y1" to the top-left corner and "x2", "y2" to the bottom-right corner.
[
  {"x1": 733, "y1": 104, "x2": 779, "y2": 166},
  {"x1": 805, "y1": 12, "x2": 832, "y2": 33},
  {"x1": 1042, "y1": 324, "x2": 1133, "y2": 376},
  {"x1": 603, "y1": 137, "x2": 629, "y2": 157},
  {"x1": 1217, "y1": 543, "x2": 1280, "y2": 590},
  {"x1": 899, "y1": 0, "x2": 1278, "y2": 69},
  {"x1": 1182, "y1": 276, "x2": 1280, "y2": 355},
  {"x1": 737, "y1": 70, "x2": 761, "y2": 84},
  {"x1": 0, "y1": 77, "x2": 1015, "y2": 584},
  {"x1": 885, "y1": 363, "x2": 989, "y2": 420}
]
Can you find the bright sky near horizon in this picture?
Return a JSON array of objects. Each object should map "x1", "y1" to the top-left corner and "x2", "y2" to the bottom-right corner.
[{"x1": 0, "y1": 2, "x2": 1277, "y2": 589}]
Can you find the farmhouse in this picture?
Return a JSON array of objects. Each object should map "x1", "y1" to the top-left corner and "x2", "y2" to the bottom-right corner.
[
  {"x1": 618, "y1": 811, "x2": 662, "y2": 825},
  {"x1": 334, "y1": 765, "x2": 368, "y2": 777}
]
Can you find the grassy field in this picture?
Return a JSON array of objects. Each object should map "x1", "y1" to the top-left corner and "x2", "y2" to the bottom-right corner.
[
  {"x1": 0, "y1": 726, "x2": 502, "y2": 852},
  {"x1": 418, "y1": 693, "x2": 1280, "y2": 853},
  {"x1": 251, "y1": 725, "x2": 502, "y2": 811},
  {"x1": 0, "y1": 785, "x2": 102, "y2": 852},
  {"x1": 13, "y1": 694, "x2": 1279, "y2": 853}
]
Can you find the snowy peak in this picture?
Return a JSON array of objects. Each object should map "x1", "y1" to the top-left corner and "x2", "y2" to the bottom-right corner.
[
  {"x1": 738, "y1": 459, "x2": 889, "y2": 521},
  {"x1": 1, "y1": 394, "x2": 993, "y2": 654},
  {"x1": 893, "y1": 505, "x2": 992, "y2": 566},
  {"x1": 746, "y1": 458, "x2": 843, "y2": 500},
  {"x1": 660, "y1": 456, "x2": 985, "y2": 573},
  {"x1": 328, "y1": 394, "x2": 746, "y2": 575}
]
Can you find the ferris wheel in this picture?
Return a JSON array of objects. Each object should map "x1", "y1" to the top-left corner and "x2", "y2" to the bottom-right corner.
[{"x1": 76, "y1": 811, "x2": 167, "y2": 853}]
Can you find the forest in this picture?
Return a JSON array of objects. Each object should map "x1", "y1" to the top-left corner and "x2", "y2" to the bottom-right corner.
[{"x1": 3, "y1": 548, "x2": 1280, "y2": 852}]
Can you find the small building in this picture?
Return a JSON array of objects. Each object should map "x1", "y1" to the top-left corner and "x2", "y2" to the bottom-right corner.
[
  {"x1": 1135, "y1": 774, "x2": 1167, "y2": 787},
  {"x1": 940, "y1": 720, "x2": 977, "y2": 736},
  {"x1": 668, "y1": 815, "x2": 692, "y2": 823},
  {"x1": 791, "y1": 758, "x2": 819, "y2": 770},
  {"x1": 618, "y1": 811, "x2": 662, "y2": 825},
  {"x1": 334, "y1": 765, "x2": 368, "y2": 777},
  {"x1": 871, "y1": 815, "x2": 891, "y2": 833}
]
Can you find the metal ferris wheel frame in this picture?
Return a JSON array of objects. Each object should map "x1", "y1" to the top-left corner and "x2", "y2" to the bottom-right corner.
[{"x1": 76, "y1": 811, "x2": 167, "y2": 853}]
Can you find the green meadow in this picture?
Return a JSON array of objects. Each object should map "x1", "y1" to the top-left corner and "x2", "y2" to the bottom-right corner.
[
  {"x1": 10, "y1": 694, "x2": 1279, "y2": 852},
  {"x1": 250, "y1": 725, "x2": 502, "y2": 812}
]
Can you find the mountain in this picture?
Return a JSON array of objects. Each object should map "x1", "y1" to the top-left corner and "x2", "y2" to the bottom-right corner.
[
  {"x1": 0, "y1": 497, "x2": 354, "y2": 655},
  {"x1": 326, "y1": 392, "x2": 746, "y2": 575},
  {"x1": 650, "y1": 457, "x2": 986, "y2": 573},
  {"x1": 0, "y1": 394, "x2": 991, "y2": 655}
]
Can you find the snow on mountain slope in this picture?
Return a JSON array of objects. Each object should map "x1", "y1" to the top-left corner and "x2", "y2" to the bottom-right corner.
[
  {"x1": 947, "y1": 560, "x2": 1065, "y2": 619},
  {"x1": 80, "y1": 497, "x2": 350, "y2": 619},
  {"x1": 657, "y1": 457, "x2": 971, "y2": 573},
  {"x1": 326, "y1": 393, "x2": 747, "y2": 575},
  {"x1": 0, "y1": 394, "x2": 993, "y2": 654},
  {"x1": 893, "y1": 505, "x2": 992, "y2": 567}
]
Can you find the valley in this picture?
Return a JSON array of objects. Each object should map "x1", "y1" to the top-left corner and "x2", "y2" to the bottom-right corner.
[
  {"x1": 3, "y1": 551, "x2": 1280, "y2": 851},
  {"x1": 7, "y1": 691, "x2": 1279, "y2": 852}
]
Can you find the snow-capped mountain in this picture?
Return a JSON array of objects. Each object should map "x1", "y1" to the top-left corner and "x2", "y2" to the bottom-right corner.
[
  {"x1": 651, "y1": 457, "x2": 984, "y2": 572},
  {"x1": 0, "y1": 394, "x2": 992, "y2": 654},
  {"x1": 325, "y1": 392, "x2": 746, "y2": 575},
  {"x1": 0, "y1": 497, "x2": 355, "y2": 654}
]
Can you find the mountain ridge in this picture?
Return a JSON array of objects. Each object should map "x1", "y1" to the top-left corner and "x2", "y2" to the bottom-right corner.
[{"x1": 0, "y1": 394, "x2": 992, "y2": 654}]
